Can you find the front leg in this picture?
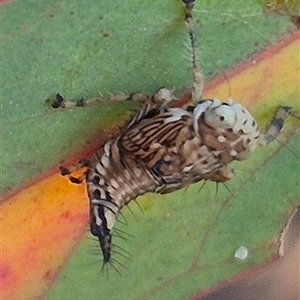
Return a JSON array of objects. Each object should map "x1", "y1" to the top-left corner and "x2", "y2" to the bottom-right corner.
[
  {"x1": 50, "y1": 87, "x2": 184, "y2": 110},
  {"x1": 50, "y1": 92, "x2": 150, "y2": 109},
  {"x1": 258, "y1": 106, "x2": 296, "y2": 146}
]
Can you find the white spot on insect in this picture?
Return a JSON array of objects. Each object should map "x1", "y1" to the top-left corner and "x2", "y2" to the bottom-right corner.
[
  {"x1": 235, "y1": 246, "x2": 249, "y2": 260},
  {"x1": 183, "y1": 165, "x2": 193, "y2": 172},
  {"x1": 217, "y1": 136, "x2": 227, "y2": 143},
  {"x1": 153, "y1": 87, "x2": 174, "y2": 103},
  {"x1": 230, "y1": 149, "x2": 237, "y2": 156},
  {"x1": 165, "y1": 108, "x2": 190, "y2": 123}
]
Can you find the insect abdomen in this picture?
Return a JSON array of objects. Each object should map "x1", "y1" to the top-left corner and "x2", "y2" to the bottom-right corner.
[{"x1": 86, "y1": 138, "x2": 162, "y2": 262}]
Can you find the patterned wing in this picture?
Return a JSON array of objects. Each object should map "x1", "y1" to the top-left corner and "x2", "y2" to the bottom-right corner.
[{"x1": 118, "y1": 105, "x2": 194, "y2": 171}]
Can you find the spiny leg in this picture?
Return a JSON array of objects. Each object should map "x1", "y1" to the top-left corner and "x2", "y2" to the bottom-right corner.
[
  {"x1": 51, "y1": 88, "x2": 181, "y2": 109},
  {"x1": 182, "y1": 0, "x2": 204, "y2": 103},
  {"x1": 258, "y1": 106, "x2": 295, "y2": 146},
  {"x1": 51, "y1": 92, "x2": 151, "y2": 109}
]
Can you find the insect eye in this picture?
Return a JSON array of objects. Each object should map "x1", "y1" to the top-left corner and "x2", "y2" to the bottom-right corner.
[{"x1": 204, "y1": 105, "x2": 236, "y2": 129}]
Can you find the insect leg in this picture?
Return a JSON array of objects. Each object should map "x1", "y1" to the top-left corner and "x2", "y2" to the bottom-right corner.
[
  {"x1": 51, "y1": 92, "x2": 151, "y2": 109},
  {"x1": 182, "y1": 0, "x2": 204, "y2": 103},
  {"x1": 258, "y1": 106, "x2": 294, "y2": 146}
]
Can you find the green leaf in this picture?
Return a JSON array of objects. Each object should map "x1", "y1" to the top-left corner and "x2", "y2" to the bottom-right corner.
[{"x1": 1, "y1": 0, "x2": 299, "y2": 300}]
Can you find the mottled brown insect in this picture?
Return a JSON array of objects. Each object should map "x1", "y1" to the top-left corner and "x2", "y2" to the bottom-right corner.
[{"x1": 53, "y1": 0, "x2": 293, "y2": 265}]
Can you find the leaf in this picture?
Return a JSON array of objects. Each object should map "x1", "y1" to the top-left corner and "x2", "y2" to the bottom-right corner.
[{"x1": 1, "y1": 1, "x2": 299, "y2": 300}]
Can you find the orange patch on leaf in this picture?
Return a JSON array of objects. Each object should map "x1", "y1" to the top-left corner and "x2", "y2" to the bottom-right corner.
[{"x1": 1, "y1": 174, "x2": 88, "y2": 300}]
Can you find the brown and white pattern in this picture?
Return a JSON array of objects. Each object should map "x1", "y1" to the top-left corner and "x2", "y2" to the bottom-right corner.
[{"x1": 53, "y1": 0, "x2": 294, "y2": 265}]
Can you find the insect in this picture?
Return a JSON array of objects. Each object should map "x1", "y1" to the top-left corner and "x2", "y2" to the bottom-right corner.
[{"x1": 52, "y1": 0, "x2": 294, "y2": 266}]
